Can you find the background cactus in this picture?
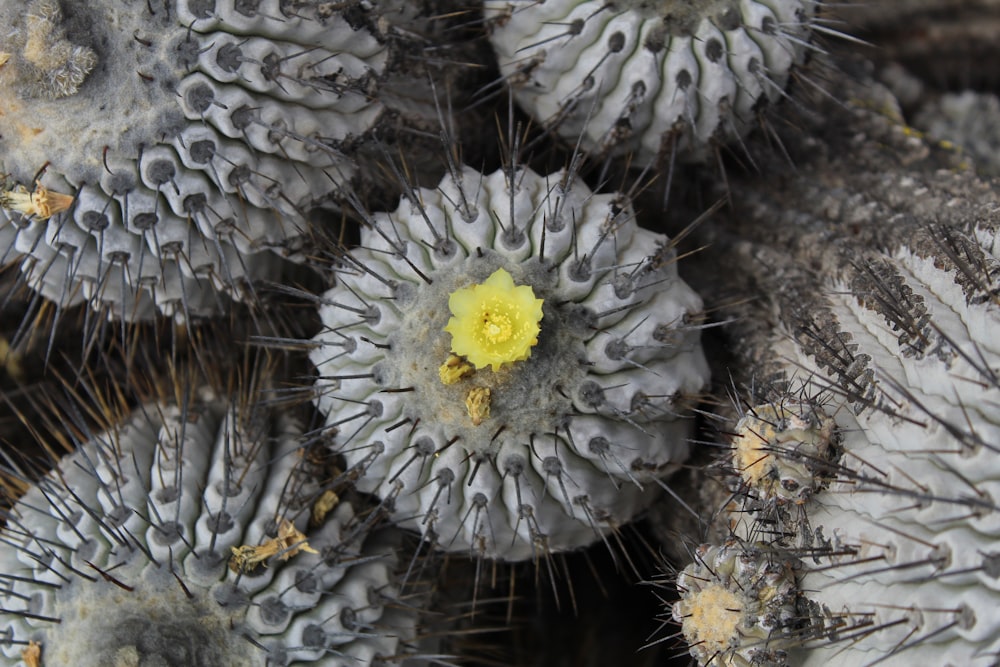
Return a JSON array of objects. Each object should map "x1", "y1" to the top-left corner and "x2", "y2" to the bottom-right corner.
[
  {"x1": 669, "y1": 59, "x2": 1000, "y2": 666},
  {"x1": 0, "y1": 0, "x2": 400, "y2": 320},
  {"x1": 483, "y1": 0, "x2": 819, "y2": 164},
  {"x1": 914, "y1": 90, "x2": 1000, "y2": 176},
  {"x1": 0, "y1": 365, "x2": 417, "y2": 666}
]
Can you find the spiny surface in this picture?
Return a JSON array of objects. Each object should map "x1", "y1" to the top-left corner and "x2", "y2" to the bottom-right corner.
[
  {"x1": 672, "y1": 540, "x2": 803, "y2": 667},
  {"x1": 484, "y1": 0, "x2": 817, "y2": 164},
  {"x1": 0, "y1": 388, "x2": 412, "y2": 666},
  {"x1": 687, "y1": 66, "x2": 1000, "y2": 666},
  {"x1": 827, "y1": 1, "x2": 1000, "y2": 90},
  {"x1": 729, "y1": 400, "x2": 841, "y2": 507},
  {"x1": 0, "y1": 0, "x2": 388, "y2": 320},
  {"x1": 309, "y1": 165, "x2": 709, "y2": 561}
]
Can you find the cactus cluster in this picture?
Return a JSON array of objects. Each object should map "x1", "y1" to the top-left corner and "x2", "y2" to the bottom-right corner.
[
  {"x1": 309, "y1": 164, "x2": 710, "y2": 561},
  {"x1": 670, "y1": 72, "x2": 1000, "y2": 666},
  {"x1": 7, "y1": 1, "x2": 1000, "y2": 666}
]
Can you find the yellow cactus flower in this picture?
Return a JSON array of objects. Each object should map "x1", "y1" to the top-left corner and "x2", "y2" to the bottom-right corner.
[{"x1": 445, "y1": 268, "x2": 543, "y2": 371}]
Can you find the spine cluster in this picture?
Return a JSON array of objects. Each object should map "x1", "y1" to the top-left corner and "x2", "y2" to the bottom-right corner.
[{"x1": 672, "y1": 540, "x2": 803, "y2": 667}]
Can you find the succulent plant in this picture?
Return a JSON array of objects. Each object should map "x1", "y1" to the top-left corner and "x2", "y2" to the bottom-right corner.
[
  {"x1": 729, "y1": 400, "x2": 841, "y2": 507},
  {"x1": 309, "y1": 163, "x2": 710, "y2": 561},
  {"x1": 483, "y1": 0, "x2": 818, "y2": 165},
  {"x1": 676, "y1": 68, "x2": 1000, "y2": 666},
  {"x1": 672, "y1": 539, "x2": 803, "y2": 667},
  {"x1": 826, "y1": 1, "x2": 1000, "y2": 91},
  {"x1": 914, "y1": 90, "x2": 1000, "y2": 177},
  {"x1": 6, "y1": 1, "x2": 1000, "y2": 664},
  {"x1": 713, "y1": 218, "x2": 1000, "y2": 664},
  {"x1": 0, "y1": 0, "x2": 390, "y2": 320},
  {"x1": 0, "y1": 380, "x2": 414, "y2": 666}
]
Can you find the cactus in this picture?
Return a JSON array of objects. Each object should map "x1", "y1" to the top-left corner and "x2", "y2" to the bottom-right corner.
[
  {"x1": 0, "y1": 378, "x2": 415, "y2": 666},
  {"x1": 825, "y1": 0, "x2": 1000, "y2": 91},
  {"x1": 674, "y1": 65, "x2": 1000, "y2": 666},
  {"x1": 5, "y1": 1, "x2": 1000, "y2": 664},
  {"x1": 730, "y1": 400, "x2": 842, "y2": 507},
  {"x1": 672, "y1": 539, "x2": 804, "y2": 667},
  {"x1": 483, "y1": 0, "x2": 818, "y2": 164},
  {"x1": 308, "y1": 164, "x2": 710, "y2": 561},
  {"x1": 0, "y1": 0, "x2": 389, "y2": 320},
  {"x1": 915, "y1": 90, "x2": 1000, "y2": 177}
]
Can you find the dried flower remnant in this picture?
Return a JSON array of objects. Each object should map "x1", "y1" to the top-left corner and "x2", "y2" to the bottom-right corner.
[
  {"x1": 21, "y1": 643, "x2": 41, "y2": 667},
  {"x1": 228, "y1": 519, "x2": 319, "y2": 575},
  {"x1": 0, "y1": 183, "x2": 73, "y2": 220}
]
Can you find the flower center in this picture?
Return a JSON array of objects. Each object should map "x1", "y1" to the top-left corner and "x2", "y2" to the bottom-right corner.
[{"x1": 482, "y1": 308, "x2": 512, "y2": 344}]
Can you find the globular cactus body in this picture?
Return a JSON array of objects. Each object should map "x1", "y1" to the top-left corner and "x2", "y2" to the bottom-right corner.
[
  {"x1": 0, "y1": 389, "x2": 413, "y2": 666},
  {"x1": 0, "y1": 0, "x2": 388, "y2": 319},
  {"x1": 484, "y1": 0, "x2": 817, "y2": 164},
  {"x1": 775, "y1": 232, "x2": 1000, "y2": 667},
  {"x1": 309, "y1": 165, "x2": 709, "y2": 561},
  {"x1": 731, "y1": 401, "x2": 841, "y2": 506},
  {"x1": 672, "y1": 540, "x2": 802, "y2": 667}
]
